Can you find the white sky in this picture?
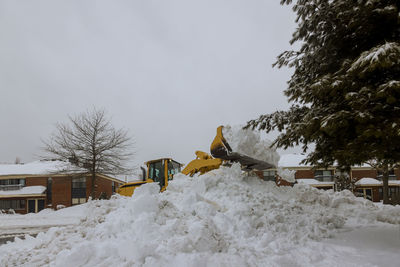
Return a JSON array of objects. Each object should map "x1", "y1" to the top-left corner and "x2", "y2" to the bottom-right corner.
[{"x1": 0, "y1": 0, "x2": 297, "y2": 168}]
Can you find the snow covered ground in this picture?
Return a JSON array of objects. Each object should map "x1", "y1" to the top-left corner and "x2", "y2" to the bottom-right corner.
[
  {"x1": 0, "y1": 204, "x2": 86, "y2": 240},
  {"x1": 1, "y1": 165, "x2": 399, "y2": 266}
]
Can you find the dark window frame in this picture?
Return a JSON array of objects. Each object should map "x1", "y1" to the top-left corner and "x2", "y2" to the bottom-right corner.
[
  {"x1": 0, "y1": 199, "x2": 26, "y2": 210},
  {"x1": 148, "y1": 161, "x2": 165, "y2": 188},
  {"x1": 262, "y1": 170, "x2": 276, "y2": 182},
  {"x1": 377, "y1": 169, "x2": 397, "y2": 180},
  {"x1": 167, "y1": 160, "x2": 181, "y2": 181},
  {"x1": 0, "y1": 178, "x2": 26, "y2": 191},
  {"x1": 314, "y1": 170, "x2": 334, "y2": 182},
  {"x1": 71, "y1": 177, "x2": 86, "y2": 200},
  {"x1": 47, "y1": 178, "x2": 52, "y2": 205}
]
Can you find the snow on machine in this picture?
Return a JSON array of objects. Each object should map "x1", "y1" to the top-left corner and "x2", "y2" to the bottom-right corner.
[{"x1": 182, "y1": 126, "x2": 275, "y2": 176}]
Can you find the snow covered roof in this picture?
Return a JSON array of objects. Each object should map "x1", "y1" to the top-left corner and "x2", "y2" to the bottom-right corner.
[
  {"x1": 278, "y1": 154, "x2": 310, "y2": 167},
  {"x1": 355, "y1": 178, "x2": 400, "y2": 186},
  {"x1": 297, "y1": 178, "x2": 319, "y2": 184},
  {"x1": 0, "y1": 185, "x2": 46, "y2": 197},
  {"x1": 296, "y1": 179, "x2": 334, "y2": 186},
  {"x1": 0, "y1": 160, "x2": 85, "y2": 176},
  {"x1": 355, "y1": 178, "x2": 381, "y2": 186}
]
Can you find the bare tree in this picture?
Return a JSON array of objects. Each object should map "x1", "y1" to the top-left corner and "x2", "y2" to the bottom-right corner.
[{"x1": 43, "y1": 108, "x2": 134, "y2": 199}]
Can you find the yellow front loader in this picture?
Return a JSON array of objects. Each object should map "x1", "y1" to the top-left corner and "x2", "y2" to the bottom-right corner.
[
  {"x1": 117, "y1": 126, "x2": 275, "y2": 196},
  {"x1": 117, "y1": 158, "x2": 182, "y2": 196},
  {"x1": 182, "y1": 126, "x2": 275, "y2": 176}
]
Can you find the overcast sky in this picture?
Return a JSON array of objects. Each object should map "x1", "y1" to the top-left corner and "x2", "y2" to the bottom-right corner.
[{"x1": 0, "y1": 0, "x2": 297, "y2": 168}]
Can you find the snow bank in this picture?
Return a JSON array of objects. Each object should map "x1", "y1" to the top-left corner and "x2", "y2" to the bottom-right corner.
[
  {"x1": 222, "y1": 125, "x2": 280, "y2": 167},
  {"x1": 0, "y1": 204, "x2": 86, "y2": 236},
  {"x1": 1, "y1": 165, "x2": 399, "y2": 266},
  {"x1": 276, "y1": 167, "x2": 296, "y2": 183}
]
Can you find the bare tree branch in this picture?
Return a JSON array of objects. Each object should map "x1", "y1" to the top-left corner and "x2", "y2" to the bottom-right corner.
[{"x1": 42, "y1": 108, "x2": 135, "y2": 198}]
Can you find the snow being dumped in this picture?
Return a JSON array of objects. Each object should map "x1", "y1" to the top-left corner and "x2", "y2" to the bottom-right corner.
[
  {"x1": 222, "y1": 125, "x2": 280, "y2": 167},
  {"x1": 222, "y1": 125, "x2": 295, "y2": 182},
  {"x1": 1, "y1": 165, "x2": 400, "y2": 267}
]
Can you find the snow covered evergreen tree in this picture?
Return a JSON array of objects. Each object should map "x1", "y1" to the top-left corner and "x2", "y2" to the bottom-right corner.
[
  {"x1": 246, "y1": 0, "x2": 400, "y2": 203},
  {"x1": 334, "y1": 170, "x2": 354, "y2": 192}
]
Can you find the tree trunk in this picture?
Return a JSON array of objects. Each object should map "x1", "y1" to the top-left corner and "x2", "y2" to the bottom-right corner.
[
  {"x1": 91, "y1": 171, "x2": 96, "y2": 199},
  {"x1": 382, "y1": 165, "x2": 389, "y2": 204}
]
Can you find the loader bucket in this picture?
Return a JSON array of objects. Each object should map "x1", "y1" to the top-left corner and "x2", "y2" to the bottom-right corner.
[
  {"x1": 181, "y1": 151, "x2": 222, "y2": 177},
  {"x1": 210, "y1": 126, "x2": 232, "y2": 159},
  {"x1": 210, "y1": 126, "x2": 275, "y2": 171}
]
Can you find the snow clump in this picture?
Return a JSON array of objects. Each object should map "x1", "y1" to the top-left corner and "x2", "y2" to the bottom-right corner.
[{"x1": 222, "y1": 125, "x2": 280, "y2": 167}]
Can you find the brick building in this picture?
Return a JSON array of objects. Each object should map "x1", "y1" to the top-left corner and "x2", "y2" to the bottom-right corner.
[
  {"x1": 256, "y1": 154, "x2": 400, "y2": 203},
  {"x1": 0, "y1": 160, "x2": 124, "y2": 214}
]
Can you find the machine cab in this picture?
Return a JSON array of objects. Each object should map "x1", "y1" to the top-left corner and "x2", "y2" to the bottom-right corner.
[{"x1": 146, "y1": 158, "x2": 182, "y2": 191}]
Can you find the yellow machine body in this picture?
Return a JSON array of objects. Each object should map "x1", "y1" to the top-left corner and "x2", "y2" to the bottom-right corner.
[
  {"x1": 117, "y1": 179, "x2": 153, "y2": 196},
  {"x1": 117, "y1": 158, "x2": 182, "y2": 197},
  {"x1": 181, "y1": 151, "x2": 222, "y2": 176}
]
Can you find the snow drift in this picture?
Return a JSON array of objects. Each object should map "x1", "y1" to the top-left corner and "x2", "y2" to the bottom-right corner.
[{"x1": 1, "y1": 165, "x2": 400, "y2": 266}]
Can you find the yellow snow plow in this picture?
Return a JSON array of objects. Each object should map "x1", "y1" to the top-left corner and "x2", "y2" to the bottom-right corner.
[
  {"x1": 182, "y1": 126, "x2": 275, "y2": 176},
  {"x1": 117, "y1": 158, "x2": 182, "y2": 196}
]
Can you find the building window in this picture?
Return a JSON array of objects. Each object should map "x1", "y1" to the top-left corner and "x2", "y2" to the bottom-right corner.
[
  {"x1": 262, "y1": 170, "x2": 276, "y2": 181},
  {"x1": 314, "y1": 170, "x2": 334, "y2": 182},
  {"x1": 0, "y1": 199, "x2": 26, "y2": 210},
  {"x1": 377, "y1": 169, "x2": 396, "y2": 180},
  {"x1": 71, "y1": 177, "x2": 86, "y2": 205},
  {"x1": 378, "y1": 187, "x2": 399, "y2": 199},
  {"x1": 389, "y1": 187, "x2": 399, "y2": 197},
  {"x1": 355, "y1": 188, "x2": 372, "y2": 201},
  {"x1": 0, "y1": 179, "x2": 26, "y2": 191},
  {"x1": 71, "y1": 198, "x2": 86, "y2": 205}
]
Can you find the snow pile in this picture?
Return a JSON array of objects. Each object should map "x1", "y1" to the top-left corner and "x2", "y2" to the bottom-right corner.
[
  {"x1": 1, "y1": 165, "x2": 400, "y2": 266},
  {"x1": 276, "y1": 167, "x2": 296, "y2": 183},
  {"x1": 222, "y1": 125, "x2": 280, "y2": 167},
  {"x1": 0, "y1": 204, "x2": 86, "y2": 236}
]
